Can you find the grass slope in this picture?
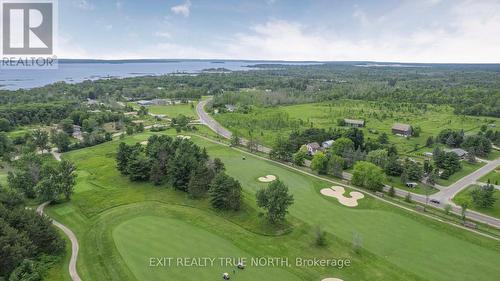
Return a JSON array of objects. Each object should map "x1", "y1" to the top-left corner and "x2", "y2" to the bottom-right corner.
[
  {"x1": 453, "y1": 185, "x2": 500, "y2": 219},
  {"x1": 45, "y1": 131, "x2": 500, "y2": 281},
  {"x1": 479, "y1": 166, "x2": 500, "y2": 184},
  {"x1": 128, "y1": 102, "x2": 198, "y2": 119}
]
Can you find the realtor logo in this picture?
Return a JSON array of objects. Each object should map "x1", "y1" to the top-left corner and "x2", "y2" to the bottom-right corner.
[
  {"x1": 1, "y1": 0, "x2": 57, "y2": 68},
  {"x1": 2, "y1": 1, "x2": 53, "y2": 54}
]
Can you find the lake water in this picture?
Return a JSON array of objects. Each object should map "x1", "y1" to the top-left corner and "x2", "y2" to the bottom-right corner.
[{"x1": 0, "y1": 60, "x2": 316, "y2": 90}]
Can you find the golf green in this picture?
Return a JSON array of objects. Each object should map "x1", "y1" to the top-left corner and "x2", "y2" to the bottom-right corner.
[{"x1": 113, "y1": 216, "x2": 302, "y2": 281}]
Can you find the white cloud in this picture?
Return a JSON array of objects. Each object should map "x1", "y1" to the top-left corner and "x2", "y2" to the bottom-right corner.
[
  {"x1": 56, "y1": 34, "x2": 92, "y2": 59},
  {"x1": 352, "y1": 5, "x2": 369, "y2": 26},
  {"x1": 217, "y1": 0, "x2": 500, "y2": 63},
  {"x1": 154, "y1": 31, "x2": 172, "y2": 39},
  {"x1": 116, "y1": 1, "x2": 123, "y2": 10},
  {"x1": 74, "y1": 0, "x2": 94, "y2": 11},
  {"x1": 105, "y1": 24, "x2": 113, "y2": 31},
  {"x1": 171, "y1": 1, "x2": 191, "y2": 17},
  {"x1": 61, "y1": 0, "x2": 500, "y2": 62}
]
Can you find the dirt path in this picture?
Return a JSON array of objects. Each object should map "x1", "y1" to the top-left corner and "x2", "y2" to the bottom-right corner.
[{"x1": 37, "y1": 202, "x2": 82, "y2": 281}]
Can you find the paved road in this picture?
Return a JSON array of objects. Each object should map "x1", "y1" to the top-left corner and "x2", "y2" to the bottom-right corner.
[
  {"x1": 37, "y1": 202, "x2": 82, "y2": 281},
  {"x1": 197, "y1": 97, "x2": 500, "y2": 228},
  {"x1": 431, "y1": 158, "x2": 500, "y2": 203},
  {"x1": 197, "y1": 99, "x2": 272, "y2": 153}
]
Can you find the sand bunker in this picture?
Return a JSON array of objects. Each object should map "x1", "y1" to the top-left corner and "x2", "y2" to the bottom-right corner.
[
  {"x1": 258, "y1": 175, "x2": 277, "y2": 183},
  {"x1": 176, "y1": 135, "x2": 192, "y2": 140},
  {"x1": 320, "y1": 186, "x2": 364, "y2": 207},
  {"x1": 321, "y1": 278, "x2": 343, "y2": 281},
  {"x1": 140, "y1": 141, "x2": 148, "y2": 145}
]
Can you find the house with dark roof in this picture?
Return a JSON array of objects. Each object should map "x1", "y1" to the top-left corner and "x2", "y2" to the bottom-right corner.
[
  {"x1": 445, "y1": 148, "x2": 469, "y2": 159},
  {"x1": 392, "y1": 123, "x2": 412, "y2": 137}
]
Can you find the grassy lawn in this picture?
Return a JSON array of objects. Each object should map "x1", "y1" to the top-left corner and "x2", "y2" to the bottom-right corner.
[
  {"x1": 385, "y1": 176, "x2": 439, "y2": 195},
  {"x1": 128, "y1": 101, "x2": 198, "y2": 119},
  {"x1": 44, "y1": 130, "x2": 500, "y2": 281},
  {"x1": 485, "y1": 149, "x2": 500, "y2": 161},
  {"x1": 213, "y1": 100, "x2": 498, "y2": 155},
  {"x1": 453, "y1": 185, "x2": 500, "y2": 219},
  {"x1": 479, "y1": 166, "x2": 500, "y2": 185},
  {"x1": 437, "y1": 162, "x2": 486, "y2": 186}
]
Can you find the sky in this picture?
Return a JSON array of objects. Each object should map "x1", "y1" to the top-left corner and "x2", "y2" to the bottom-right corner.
[{"x1": 55, "y1": 0, "x2": 500, "y2": 62}]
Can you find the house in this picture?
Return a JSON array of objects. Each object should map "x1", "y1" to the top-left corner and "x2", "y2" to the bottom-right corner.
[
  {"x1": 86, "y1": 98, "x2": 100, "y2": 106},
  {"x1": 306, "y1": 142, "x2": 322, "y2": 156},
  {"x1": 72, "y1": 125, "x2": 82, "y2": 140},
  {"x1": 137, "y1": 100, "x2": 153, "y2": 106},
  {"x1": 392, "y1": 123, "x2": 412, "y2": 137},
  {"x1": 445, "y1": 148, "x2": 469, "y2": 159},
  {"x1": 322, "y1": 140, "x2": 335, "y2": 149},
  {"x1": 344, "y1": 119, "x2": 365, "y2": 127},
  {"x1": 152, "y1": 114, "x2": 166, "y2": 119},
  {"x1": 225, "y1": 104, "x2": 237, "y2": 112}
]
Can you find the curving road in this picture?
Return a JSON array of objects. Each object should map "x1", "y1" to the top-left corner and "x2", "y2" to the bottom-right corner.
[
  {"x1": 197, "y1": 97, "x2": 500, "y2": 228},
  {"x1": 37, "y1": 202, "x2": 82, "y2": 281},
  {"x1": 197, "y1": 99, "x2": 272, "y2": 153}
]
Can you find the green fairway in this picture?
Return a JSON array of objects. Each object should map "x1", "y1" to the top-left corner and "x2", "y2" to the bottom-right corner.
[
  {"x1": 479, "y1": 166, "x2": 500, "y2": 184},
  {"x1": 45, "y1": 131, "x2": 500, "y2": 281},
  {"x1": 453, "y1": 185, "x2": 500, "y2": 219},
  {"x1": 213, "y1": 100, "x2": 498, "y2": 155}
]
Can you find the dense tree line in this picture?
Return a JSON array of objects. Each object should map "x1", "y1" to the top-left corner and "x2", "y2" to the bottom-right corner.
[
  {"x1": 0, "y1": 102, "x2": 77, "y2": 127},
  {"x1": 116, "y1": 135, "x2": 241, "y2": 210},
  {"x1": 7, "y1": 153, "x2": 77, "y2": 201},
  {"x1": 0, "y1": 188, "x2": 65, "y2": 280}
]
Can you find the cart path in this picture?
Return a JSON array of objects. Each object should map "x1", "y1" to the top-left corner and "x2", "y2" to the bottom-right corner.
[{"x1": 37, "y1": 202, "x2": 82, "y2": 281}]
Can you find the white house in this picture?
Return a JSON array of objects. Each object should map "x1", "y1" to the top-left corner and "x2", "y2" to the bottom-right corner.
[
  {"x1": 322, "y1": 140, "x2": 335, "y2": 149},
  {"x1": 306, "y1": 142, "x2": 322, "y2": 156}
]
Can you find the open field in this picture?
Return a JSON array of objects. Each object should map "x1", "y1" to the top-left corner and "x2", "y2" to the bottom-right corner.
[
  {"x1": 213, "y1": 100, "x2": 498, "y2": 155},
  {"x1": 453, "y1": 185, "x2": 500, "y2": 219},
  {"x1": 479, "y1": 166, "x2": 500, "y2": 184},
  {"x1": 128, "y1": 102, "x2": 198, "y2": 119},
  {"x1": 44, "y1": 130, "x2": 500, "y2": 281}
]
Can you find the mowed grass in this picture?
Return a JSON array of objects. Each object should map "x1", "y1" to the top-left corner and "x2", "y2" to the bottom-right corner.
[
  {"x1": 128, "y1": 102, "x2": 198, "y2": 119},
  {"x1": 453, "y1": 185, "x2": 500, "y2": 219},
  {"x1": 114, "y1": 215, "x2": 302, "y2": 281},
  {"x1": 479, "y1": 166, "x2": 500, "y2": 184},
  {"x1": 45, "y1": 131, "x2": 500, "y2": 281},
  {"x1": 385, "y1": 176, "x2": 439, "y2": 195},
  {"x1": 214, "y1": 100, "x2": 498, "y2": 155},
  {"x1": 436, "y1": 162, "x2": 486, "y2": 186}
]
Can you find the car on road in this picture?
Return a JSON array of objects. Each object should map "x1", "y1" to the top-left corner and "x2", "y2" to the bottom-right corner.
[{"x1": 430, "y1": 199, "x2": 440, "y2": 204}]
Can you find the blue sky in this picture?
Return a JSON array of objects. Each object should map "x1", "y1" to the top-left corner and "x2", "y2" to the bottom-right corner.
[{"x1": 56, "y1": 0, "x2": 500, "y2": 62}]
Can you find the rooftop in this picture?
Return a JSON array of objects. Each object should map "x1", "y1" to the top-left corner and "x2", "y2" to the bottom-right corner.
[{"x1": 392, "y1": 123, "x2": 411, "y2": 131}]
